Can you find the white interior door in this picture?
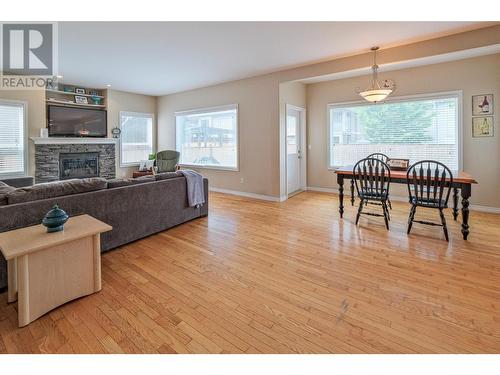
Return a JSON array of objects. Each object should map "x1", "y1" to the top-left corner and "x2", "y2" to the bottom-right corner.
[{"x1": 287, "y1": 107, "x2": 302, "y2": 195}]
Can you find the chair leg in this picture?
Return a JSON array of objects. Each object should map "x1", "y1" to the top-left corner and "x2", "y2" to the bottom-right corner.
[
  {"x1": 355, "y1": 199, "x2": 364, "y2": 225},
  {"x1": 407, "y1": 204, "x2": 416, "y2": 234},
  {"x1": 382, "y1": 200, "x2": 390, "y2": 230},
  {"x1": 439, "y1": 209, "x2": 449, "y2": 242},
  {"x1": 387, "y1": 198, "x2": 392, "y2": 210},
  {"x1": 385, "y1": 199, "x2": 391, "y2": 221},
  {"x1": 382, "y1": 199, "x2": 390, "y2": 221}
]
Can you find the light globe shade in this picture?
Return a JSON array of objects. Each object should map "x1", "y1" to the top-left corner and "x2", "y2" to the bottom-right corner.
[{"x1": 359, "y1": 89, "x2": 393, "y2": 103}]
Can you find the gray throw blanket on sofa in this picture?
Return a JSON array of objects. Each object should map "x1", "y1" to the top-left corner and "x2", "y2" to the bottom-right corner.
[{"x1": 179, "y1": 169, "x2": 205, "y2": 207}]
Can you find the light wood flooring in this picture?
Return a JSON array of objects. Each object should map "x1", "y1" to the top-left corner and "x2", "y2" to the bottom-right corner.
[{"x1": 1, "y1": 191, "x2": 499, "y2": 353}]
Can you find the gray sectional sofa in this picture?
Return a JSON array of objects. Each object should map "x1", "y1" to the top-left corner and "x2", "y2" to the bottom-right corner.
[{"x1": 0, "y1": 173, "x2": 208, "y2": 289}]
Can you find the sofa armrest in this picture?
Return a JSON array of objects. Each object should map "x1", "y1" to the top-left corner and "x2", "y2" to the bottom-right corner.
[{"x1": 1, "y1": 176, "x2": 34, "y2": 188}]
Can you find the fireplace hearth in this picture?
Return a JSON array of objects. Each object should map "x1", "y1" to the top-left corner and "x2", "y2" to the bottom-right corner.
[{"x1": 59, "y1": 152, "x2": 100, "y2": 180}]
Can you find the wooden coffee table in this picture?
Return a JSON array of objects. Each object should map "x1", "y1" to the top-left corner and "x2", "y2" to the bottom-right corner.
[{"x1": 0, "y1": 215, "x2": 112, "y2": 327}]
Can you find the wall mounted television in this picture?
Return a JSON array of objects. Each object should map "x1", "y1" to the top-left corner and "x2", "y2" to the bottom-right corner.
[{"x1": 48, "y1": 105, "x2": 107, "y2": 137}]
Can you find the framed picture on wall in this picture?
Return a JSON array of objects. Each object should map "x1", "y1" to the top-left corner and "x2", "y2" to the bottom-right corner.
[
  {"x1": 472, "y1": 116, "x2": 494, "y2": 138},
  {"x1": 472, "y1": 94, "x2": 493, "y2": 116},
  {"x1": 74, "y1": 95, "x2": 88, "y2": 104}
]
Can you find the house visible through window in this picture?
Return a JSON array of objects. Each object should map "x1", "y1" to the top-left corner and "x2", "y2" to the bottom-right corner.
[
  {"x1": 0, "y1": 100, "x2": 26, "y2": 177},
  {"x1": 328, "y1": 92, "x2": 460, "y2": 170},
  {"x1": 119, "y1": 111, "x2": 154, "y2": 166},
  {"x1": 175, "y1": 104, "x2": 238, "y2": 169}
]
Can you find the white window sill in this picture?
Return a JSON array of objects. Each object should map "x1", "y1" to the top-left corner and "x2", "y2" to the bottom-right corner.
[
  {"x1": 120, "y1": 163, "x2": 140, "y2": 168},
  {"x1": 0, "y1": 173, "x2": 28, "y2": 179},
  {"x1": 179, "y1": 164, "x2": 239, "y2": 172}
]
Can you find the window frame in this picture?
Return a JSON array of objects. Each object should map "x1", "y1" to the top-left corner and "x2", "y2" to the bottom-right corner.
[
  {"x1": 119, "y1": 111, "x2": 155, "y2": 168},
  {"x1": 326, "y1": 90, "x2": 463, "y2": 171},
  {"x1": 174, "y1": 104, "x2": 239, "y2": 171},
  {"x1": 0, "y1": 99, "x2": 28, "y2": 178}
]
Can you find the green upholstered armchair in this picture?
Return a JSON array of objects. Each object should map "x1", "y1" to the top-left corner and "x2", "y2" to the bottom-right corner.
[{"x1": 156, "y1": 150, "x2": 180, "y2": 173}]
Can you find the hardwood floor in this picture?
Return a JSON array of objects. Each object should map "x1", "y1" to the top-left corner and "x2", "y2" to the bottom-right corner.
[{"x1": 1, "y1": 191, "x2": 500, "y2": 353}]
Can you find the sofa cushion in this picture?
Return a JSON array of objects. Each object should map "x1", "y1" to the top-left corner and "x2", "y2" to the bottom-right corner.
[
  {"x1": 108, "y1": 175, "x2": 156, "y2": 188},
  {"x1": 6, "y1": 177, "x2": 108, "y2": 205},
  {"x1": 0, "y1": 184, "x2": 16, "y2": 206},
  {"x1": 155, "y1": 171, "x2": 183, "y2": 181}
]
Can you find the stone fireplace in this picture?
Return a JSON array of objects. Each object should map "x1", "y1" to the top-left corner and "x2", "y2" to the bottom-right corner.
[{"x1": 32, "y1": 138, "x2": 117, "y2": 183}]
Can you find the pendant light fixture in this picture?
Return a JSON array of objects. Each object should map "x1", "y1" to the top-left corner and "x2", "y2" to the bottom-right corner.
[{"x1": 356, "y1": 46, "x2": 395, "y2": 103}]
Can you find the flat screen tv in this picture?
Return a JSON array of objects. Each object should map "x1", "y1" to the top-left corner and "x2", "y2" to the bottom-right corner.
[{"x1": 48, "y1": 106, "x2": 107, "y2": 137}]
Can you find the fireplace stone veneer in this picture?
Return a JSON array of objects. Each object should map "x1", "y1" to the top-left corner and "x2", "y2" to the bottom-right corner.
[{"x1": 35, "y1": 143, "x2": 116, "y2": 183}]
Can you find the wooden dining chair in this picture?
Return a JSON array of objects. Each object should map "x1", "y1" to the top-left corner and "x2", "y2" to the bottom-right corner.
[
  {"x1": 353, "y1": 157, "x2": 391, "y2": 230},
  {"x1": 406, "y1": 160, "x2": 453, "y2": 241},
  {"x1": 367, "y1": 153, "x2": 392, "y2": 209}
]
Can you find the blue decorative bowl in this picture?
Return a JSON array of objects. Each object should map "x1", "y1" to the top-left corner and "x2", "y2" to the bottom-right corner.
[{"x1": 42, "y1": 204, "x2": 69, "y2": 233}]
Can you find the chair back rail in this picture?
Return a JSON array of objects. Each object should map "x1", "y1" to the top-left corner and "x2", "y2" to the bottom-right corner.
[
  {"x1": 407, "y1": 160, "x2": 453, "y2": 208},
  {"x1": 366, "y1": 153, "x2": 389, "y2": 163}
]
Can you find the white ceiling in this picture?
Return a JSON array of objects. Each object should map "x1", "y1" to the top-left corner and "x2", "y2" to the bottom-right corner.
[{"x1": 58, "y1": 22, "x2": 487, "y2": 96}]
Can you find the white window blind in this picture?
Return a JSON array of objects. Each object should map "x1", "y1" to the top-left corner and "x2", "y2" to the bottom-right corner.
[
  {"x1": 175, "y1": 104, "x2": 238, "y2": 170},
  {"x1": 0, "y1": 101, "x2": 26, "y2": 177},
  {"x1": 119, "y1": 112, "x2": 154, "y2": 166},
  {"x1": 328, "y1": 93, "x2": 460, "y2": 170}
]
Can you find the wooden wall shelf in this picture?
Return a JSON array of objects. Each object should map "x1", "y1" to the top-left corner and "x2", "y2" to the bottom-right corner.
[
  {"x1": 46, "y1": 89, "x2": 105, "y2": 99},
  {"x1": 46, "y1": 99, "x2": 106, "y2": 109},
  {"x1": 45, "y1": 83, "x2": 107, "y2": 110}
]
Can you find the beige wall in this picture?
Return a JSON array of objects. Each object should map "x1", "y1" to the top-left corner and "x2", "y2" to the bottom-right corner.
[
  {"x1": 306, "y1": 53, "x2": 500, "y2": 207},
  {"x1": 107, "y1": 89, "x2": 157, "y2": 178},
  {"x1": 157, "y1": 74, "x2": 281, "y2": 196},
  {"x1": 157, "y1": 24, "x2": 500, "y2": 199},
  {"x1": 0, "y1": 88, "x2": 156, "y2": 179}
]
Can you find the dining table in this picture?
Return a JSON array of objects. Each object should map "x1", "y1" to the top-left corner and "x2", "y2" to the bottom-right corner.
[{"x1": 334, "y1": 166, "x2": 478, "y2": 240}]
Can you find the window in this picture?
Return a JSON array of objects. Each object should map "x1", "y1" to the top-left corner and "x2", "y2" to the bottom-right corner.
[
  {"x1": 0, "y1": 100, "x2": 26, "y2": 177},
  {"x1": 175, "y1": 104, "x2": 238, "y2": 170},
  {"x1": 328, "y1": 92, "x2": 461, "y2": 170},
  {"x1": 119, "y1": 111, "x2": 154, "y2": 166}
]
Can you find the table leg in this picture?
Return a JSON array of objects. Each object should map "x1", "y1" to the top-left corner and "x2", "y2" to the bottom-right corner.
[
  {"x1": 461, "y1": 184, "x2": 471, "y2": 240},
  {"x1": 350, "y1": 179, "x2": 355, "y2": 206},
  {"x1": 452, "y1": 187, "x2": 459, "y2": 221},
  {"x1": 7, "y1": 258, "x2": 17, "y2": 303},
  {"x1": 93, "y1": 234, "x2": 102, "y2": 292},
  {"x1": 337, "y1": 174, "x2": 344, "y2": 218},
  {"x1": 17, "y1": 255, "x2": 30, "y2": 327}
]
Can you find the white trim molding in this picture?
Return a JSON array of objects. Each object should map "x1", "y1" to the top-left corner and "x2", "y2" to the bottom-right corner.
[
  {"x1": 175, "y1": 104, "x2": 239, "y2": 171},
  {"x1": 306, "y1": 186, "x2": 339, "y2": 194},
  {"x1": 307, "y1": 186, "x2": 500, "y2": 214},
  {"x1": 210, "y1": 186, "x2": 500, "y2": 213},
  {"x1": 209, "y1": 187, "x2": 282, "y2": 202},
  {"x1": 1, "y1": 99, "x2": 28, "y2": 178},
  {"x1": 284, "y1": 104, "x2": 307, "y2": 199},
  {"x1": 31, "y1": 137, "x2": 118, "y2": 145},
  {"x1": 469, "y1": 205, "x2": 500, "y2": 214},
  {"x1": 327, "y1": 90, "x2": 463, "y2": 171},
  {"x1": 119, "y1": 111, "x2": 155, "y2": 168}
]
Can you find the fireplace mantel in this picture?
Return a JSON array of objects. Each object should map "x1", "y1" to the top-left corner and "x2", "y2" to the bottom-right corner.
[{"x1": 31, "y1": 137, "x2": 118, "y2": 145}]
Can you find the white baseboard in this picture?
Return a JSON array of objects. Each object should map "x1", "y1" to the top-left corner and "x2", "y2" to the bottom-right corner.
[
  {"x1": 209, "y1": 187, "x2": 281, "y2": 202},
  {"x1": 306, "y1": 186, "x2": 500, "y2": 214},
  {"x1": 306, "y1": 186, "x2": 339, "y2": 194},
  {"x1": 469, "y1": 204, "x2": 500, "y2": 214}
]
